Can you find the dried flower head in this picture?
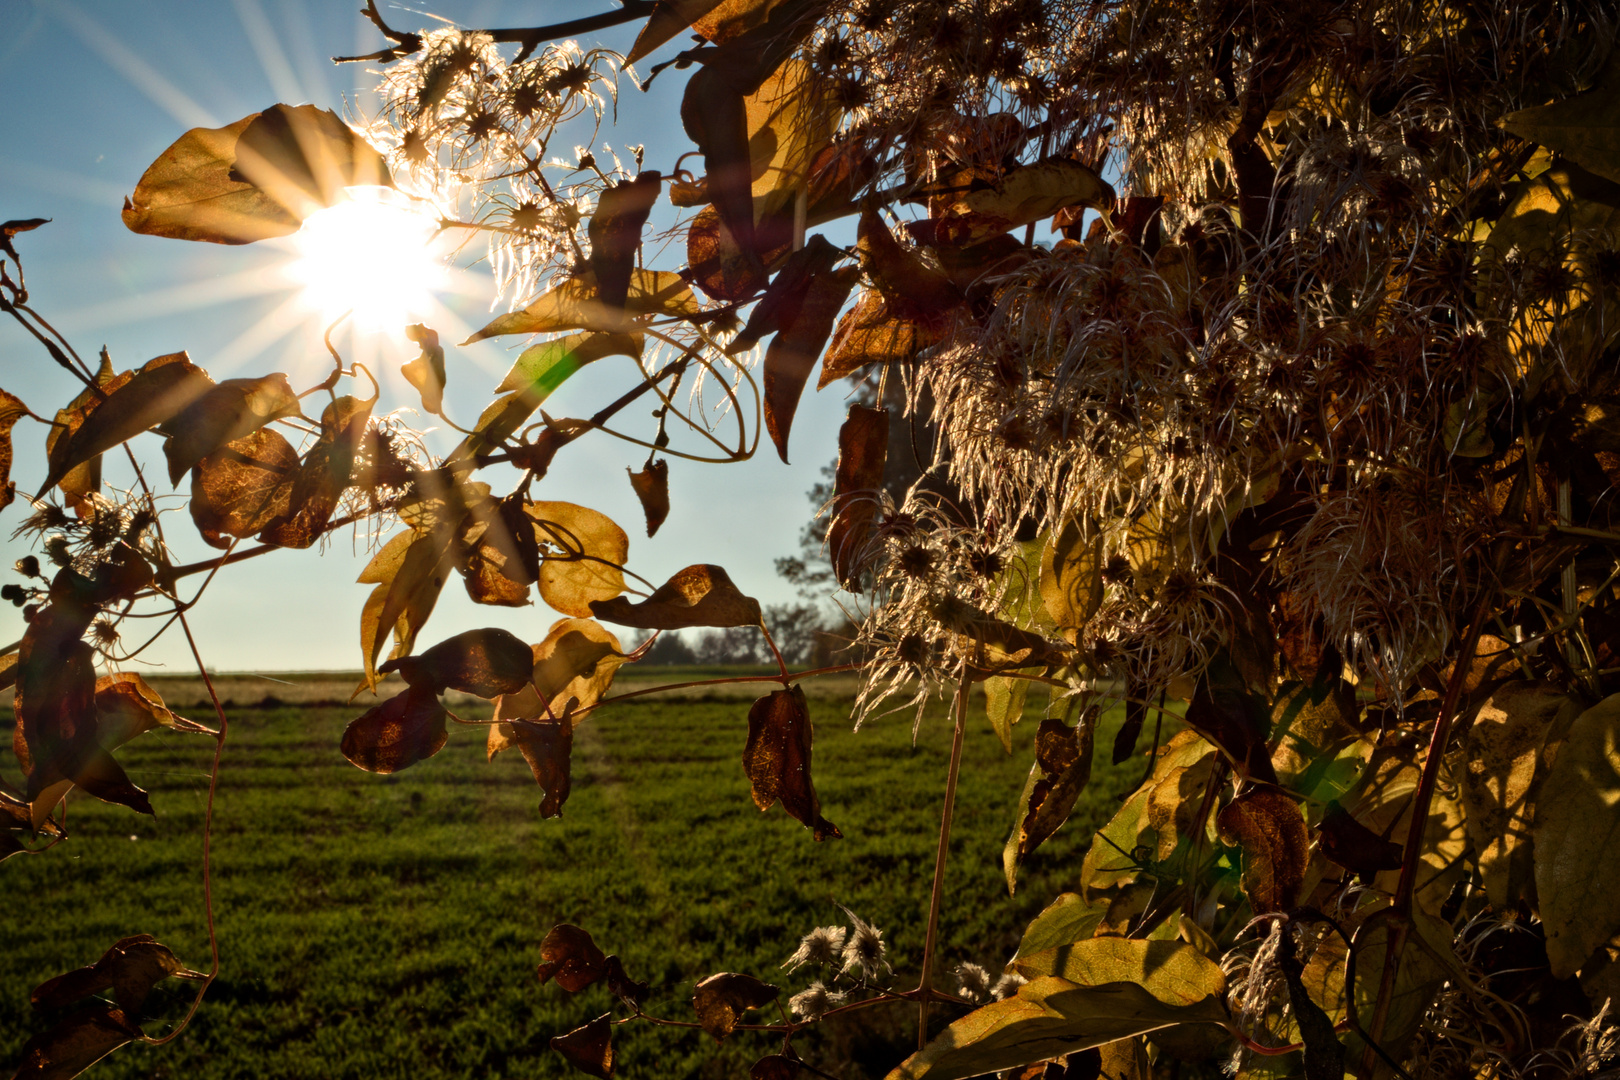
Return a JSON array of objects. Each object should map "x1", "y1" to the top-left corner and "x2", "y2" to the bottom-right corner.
[
  {"x1": 788, "y1": 980, "x2": 848, "y2": 1021},
  {"x1": 784, "y1": 925, "x2": 847, "y2": 972},
  {"x1": 837, "y1": 906, "x2": 891, "y2": 980},
  {"x1": 955, "y1": 961, "x2": 991, "y2": 1002}
]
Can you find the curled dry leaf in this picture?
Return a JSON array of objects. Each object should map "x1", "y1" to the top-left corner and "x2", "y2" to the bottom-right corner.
[
  {"x1": 94, "y1": 673, "x2": 212, "y2": 744},
  {"x1": 1183, "y1": 682, "x2": 1278, "y2": 784},
  {"x1": 494, "y1": 618, "x2": 626, "y2": 735},
  {"x1": 14, "y1": 605, "x2": 151, "y2": 814},
  {"x1": 122, "y1": 103, "x2": 390, "y2": 244},
  {"x1": 857, "y1": 210, "x2": 963, "y2": 328},
  {"x1": 682, "y1": 65, "x2": 759, "y2": 266},
  {"x1": 32, "y1": 935, "x2": 205, "y2": 1018},
  {"x1": 187, "y1": 427, "x2": 298, "y2": 548},
  {"x1": 499, "y1": 719, "x2": 573, "y2": 818},
  {"x1": 536, "y1": 924, "x2": 609, "y2": 992},
  {"x1": 382, "y1": 627, "x2": 534, "y2": 698},
  {"x1": 1004, "y1": 711, "x2": 1095, "y2": 893},
  {"x1": 693, "y1": 972, "x2": 780, "y2": 1042},
  {"x1": 728, "y1": 235, "x2": 843, "y2": 355},
  {"x1": 686, "y1": 205, "x2": 792, "y2": 302},
  {"x1": 1215, "y1": 784, "x2": 1309, "y2": 913},
  {"x1": 1314, "y1": 801, "x2": 1402, "y2": 877},
  {"x1": 10, "y1": 1003, "x2": 140, "y2": 1080},
  {"x1": 258, "y1": 394, "x2": 373, "y2": 549},
  {"x1": 828, "y1": 403, "x2": 887, "y2": 589},
  {"x1": 819, "y1": 290, "x2": 934, "y2": 389},
  {"x1": 401, "y1": 324, "x2": 446, "y2": 415},
  {"x1": 463, "y1": 270, "x2": 700, "y2": 342},
  {"x1": 531, "y1": 501, "x2": 630, "y2": 618},
  {"x1": 589, "y1": 172, "x2": 663, "y2": 315},
  {"x1": 751, "y1": 1055, "x2": 801, "y2": 1080},
  {"x1": 627, "y1": 459, "x2": 671, "y2": 538},
  {"x1": 625, "y1": 0, "x2": 730, "y2": 62},
  {"x1": 591, "y1": 564, "x2": 762, "y2": 629},
  {"x1": 45, "y1": 356, "x2": 129, "y2": 514},
  {"x1": 743, "y1": 685, "x2": 841, "y2": 839},
  {"x1": 550, "y1": 1013, "x2": 615, "y2": 1080},
  {"x1": 763, "y1": 263, "x2": 858, "y2": 463},
  {"x1": 41, "y1": 352, "x2": 212, "y2": 497},
  {"x1": 159, "y1": 373, "x2": 299, "y2": 485},
  {"x1": 0, "y1": 386, "x2": 27, "y2": 512},
  {"x1": 931, "y1": 158, "x2": 1113, "y2": 247},
  {"x1": 340, "y1": 685, "x2": 449, "y2": 774},
  {"x1": 460, "y1": 500, "x2": 533, "y2": 608}
]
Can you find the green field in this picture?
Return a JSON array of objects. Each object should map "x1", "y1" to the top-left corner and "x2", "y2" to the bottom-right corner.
[{"x1": 1, "y1": 675, "x2": 1154, "y2": 1079}]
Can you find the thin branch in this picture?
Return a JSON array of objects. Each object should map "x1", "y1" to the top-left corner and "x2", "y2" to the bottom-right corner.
[
  {"x1": 335, "y1": 3, "x2": 660, "y2": 65},
  {"x1": 916, "y1": 663, "x2": 971, "y2": 1048}
]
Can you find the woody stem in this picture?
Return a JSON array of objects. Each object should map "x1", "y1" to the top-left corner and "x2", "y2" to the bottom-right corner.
[{"x1": 917, "y1": 663, "x2": 971, "y2": 1049}]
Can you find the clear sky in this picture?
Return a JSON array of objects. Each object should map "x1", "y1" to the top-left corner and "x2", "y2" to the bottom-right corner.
[{"x1": 0, "y1": 1, "x2": 855, "y2": 672}]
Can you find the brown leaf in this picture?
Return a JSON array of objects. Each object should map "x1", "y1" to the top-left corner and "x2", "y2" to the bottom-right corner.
[
  {"x1": 693, "y1": 972, "x2": 780, "y2": 1041},
  {"x1": 1315, "y1": 801, "x2": 1402, "y2": 877},
  {"x1": 932, "y1": 159, "x2": 1111, "y2": 246},
  {"x1": 45, "y1": 356, "x2": 130, "y2": 515},
  {"x1": 856, "y1": 210, "x2": 963, "y2": 327},
  {"x1": 382, "y1": 627, "x2": 534, "y2": 698},
  {"x1": 591, "y1": 564, "x2": 762, "y2": 629},
  {"x1": 589, "y1": 173, "x2": 663, "y2": 316},
  {"x1": 1184, "y1": 683, "x2": 1278, "y2": 784},
  {"x1": 627, "y1": 459, "x2": 671, "y2": 538},
  {"x1": 751, "y1": 1055, "x2": 801, "y2": 1080},
  {"x1": 500, "y1": 719, "x2": 573, "y2": 817},
  {"x1": 11, "y1": 1003, "x2": 139, "y2": 1080},
  {"x1": 1216, "y1": 784, "x2": 1309, "y2": 913},
  {"x1": 401, "y1": 324, "x2": 446, "y2": 415},
  {"x1": 0, "y1": 386, "x2": 27, "y2": 513},
  {"x1": 692, "y1": 0, "x2": 783, "y2": 43},
  {"x1": 602, "y1": 955, "x2": 650, "y2": 1008},
  {"x1": 743, "y1": 685, "x2": 841, "y2": 839},
  {"x1": 686, "y1": 205, "x2": 788, "y2": 301},
  {"x1": 41, "y1": 353, "x2": 212, "y2": 496},
  {"x1": 94, "y1": 673, "x2": 210, "y2": 744},
  {"x1": 258, "y1": 394, "x2": 373, "y2": 549},
  {"x1": 728, "y1": 235, "x2": 844, "y2": 355},
  {"x1": 494, "y1": 618, "x2": 626, "y2": 740},
  {"x1": 14, "y1": 605, "x2": 151, "y2": 814},
  {"x1": 531, "y1": 501, "x2": 630, "y2": 618},
  {"x1": 682, "y1": 66, "x2": 761, "y2": 264},
  {"x1": 536, "y1": 924, "x2": 609, "y2": 992},
  {"x1": 1004, "y1": 711, "x2": 1096, "y2": 889},
  {"x1": 158, "y1": 373, "x2": 299, "y2": 485},
  {"x1": 551, "y1": 1013, "x2": 614, "y2": 1079},
  {"x1": 356, "y1": 522, "x2": 458, "y2": 691},
  {"x1": 122, "y1": 104, "x2": 391, "y2": 245},
  {"x1": 818, "y1": 290, "x2": 934, "y2": 388},
  {"x1": 763, "y1": 263, "x2": 858, "y2": 463},
  {"x1": 340, "y1": 685, "x2": 448, "y2": 774},
  {"x1": 828, "y1": 404, "x2": 887, "y2": 589},
  {"x1": 626, "y1": 0, "x2": 729, "y2": 62},
  {"x1": 188, "y1": 427, "x2": 298, "y2": 548},
  {"x1": 32, "y1": 935, "x2": 204, "y2": 1018}
]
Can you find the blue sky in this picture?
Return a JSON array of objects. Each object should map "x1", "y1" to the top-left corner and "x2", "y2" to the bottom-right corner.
[{"x1": 0, "y1": 1, "x2": 853, "y2": 672}]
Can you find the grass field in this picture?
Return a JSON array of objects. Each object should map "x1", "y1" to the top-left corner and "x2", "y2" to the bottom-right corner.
[{"x1": 1, "y1": 672, "x2": 1158, "y2": 1080}]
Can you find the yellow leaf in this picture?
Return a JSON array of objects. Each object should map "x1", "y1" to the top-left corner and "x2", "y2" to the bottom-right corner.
[
  {"x1": 530, "y1": 502, "x2": 630, "y2": 618},
  {"x1": 462, "y1": 270, "x2": 701, "y2": 342}
]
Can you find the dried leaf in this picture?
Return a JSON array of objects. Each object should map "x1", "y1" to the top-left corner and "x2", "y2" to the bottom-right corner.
[
  {"x1": 32, "y1": 935, "x2": 204, "y2": 1017},
  {"x1": 536, "y1": 924, "x2": 609, "y2": 991},
  {"x1": 0, "y1": 386, "x2": 27, "y2": 512},
  {"x1": 692, "y1": 0, "x2": 786, "y2": 44},
  {"x1": 1535, "y1": 692, "x2": 1620, "y2": 977},
  {"x1": 888, "y1": 970, "x2": 1227, "y2": 1080},
  {"x1": 693, "y1": 972, "x2": 780, "y2": 1042},
  {"x1": 258, "y1": 394, "x2": 373, "y2": 549},
  {"x1": 745, "y1": 59, "x2": 836, "y2": 207},
  {"x1": 627, "y1": 459, "x2": 671, "y2": 538},
  {"x1": 188, "y1": 427, "x2": 298, "y2": 548},
  {"x1": 819, "y1": 290, "x2": 934, "y2": 389},
  {"x1": 728, "y1": 235, "x2": 843, "y2": 355},
  {"x1": 531, "y1": 501, "x2": 630, "y2": 618},
  {"x1": 828, "y1": 404, "x2": 887, "y2": 588},
  {"x1": 589, "y1": 172, "x2": 663, "y2": 315},
  {"x1": 502, "y1": 719, "x2": 573, "y2": 817},
  {"x1": 401, "y1": 324, "x2": 445, "y2": 414},
  {"x1": 682, "y1": 66, "x2": 759, "y2": 264},
  {"x1": 626, "y1": 0, "x2": 729, "y2": 63},
  {"x1": 686, "y1": 204, "x2": 788, "y2": 301},
  {"x1": 340, "y1": 685, "x2": 448, "y2": 774},
  {"x1": 932, "y1": 159, "x2": 1112, "y2": 246},
  {"x1": 1184, "y1": 682, "x2": 1278, "y2": 784},
  {"x1": 496, "y1": 618, "x2": 626, "y2": 733},
  {"x1": 463, "y1": 270, "x2": 700, "y2": 342},
  {"x1": 1216, "y1": 784, "x2": 1309, "y2": 913},
  {"x1": 763, "y1": 263, "x2": 858, "y2": 462},
  {"x1": 41, "y1": 353, "x2": 212, "y2": 496},
  {"x1": 122, "y1": 104, "x2": 390, "y2": 244},
  {"x1": 1462, "y1": 681, "x2": 1581, "y2": 906},
  {"x1": 857, "y1": 210, "x2": 963, "y2": 326},
  {"x1": 1276, "y1": 929, "x2": 1345, "y2": 1080},
  {"x1": 1503, "y1": 62, "x2": 1620, "y2": 185},
  {"x1": 94, "y1": 673, "x2": 210, "y2": 745},
  {"x1": 1004, "y1": 711, "x2": 1095, "y2": 892},
  {"x1": 751, "y1": 1056, "x2": 801, "y2": 1080},
  {"x1": 10, "y1": 1003, "x2": 139, "y2": 1080},
  {"x1": 591, "y1": 564, "x2": 762, "y2": 629},
  {"x1": 744, "y1": 685, "x2": 840, "y2": 839},
  {"x1": 550, "y1": 1012, "x2": 614, "y2": 1079},
  {"x1": 46, "y1": 357, "x2": 130, "y2": 515},
  {"x1": 382, "y1": 627, "x2": 533, "y2": 698},
  {"x1": 1314, "y1": 801, "x2": 1402, "y2": 877},
  {"x1": 158, "y1": 373, "x2": 298, "y2": 485}
]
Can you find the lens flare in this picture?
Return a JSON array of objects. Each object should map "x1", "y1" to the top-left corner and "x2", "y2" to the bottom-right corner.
[{"x1": 286, "y1": 188, "x2": 445, "y2": 328}]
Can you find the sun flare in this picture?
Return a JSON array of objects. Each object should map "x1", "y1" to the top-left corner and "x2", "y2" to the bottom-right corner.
[{"x1": 286, "y1": 188, "x2": 446, "y2": 329}]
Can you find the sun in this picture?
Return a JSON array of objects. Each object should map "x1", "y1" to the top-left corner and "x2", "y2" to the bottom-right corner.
[{"x1": 285, "y1": 188, "x2": 447, "y2": 329}]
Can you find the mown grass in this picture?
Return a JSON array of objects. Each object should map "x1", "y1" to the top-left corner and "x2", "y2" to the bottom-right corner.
[{"x1": 1, "y1": 683, "x2": 1159, "y2": 1080}]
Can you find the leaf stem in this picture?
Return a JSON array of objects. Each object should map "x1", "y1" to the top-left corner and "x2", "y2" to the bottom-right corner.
[{"x1": 916, "y1": 663, "x2": 971, "y2": 1049}]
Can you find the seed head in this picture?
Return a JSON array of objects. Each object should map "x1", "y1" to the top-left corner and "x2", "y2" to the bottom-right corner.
[
  {"x1": 837, "y1": 906, "x2": 891, "y2": 980},
  {"x1": 783, "y1": 925, "x2": 847, "y2": 972},
  {"x1": 788, "y1": 980, "x2": 847, "y2": 1021}
]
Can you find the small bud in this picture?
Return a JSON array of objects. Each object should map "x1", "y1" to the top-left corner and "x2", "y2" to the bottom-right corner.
[
  {"x1": 44, "y1": 536, "x2": 72, "y2": 567},
  {"x1": 15, "y1": 555, "x2": 39, "y2": 578}
]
